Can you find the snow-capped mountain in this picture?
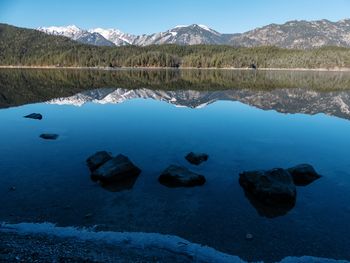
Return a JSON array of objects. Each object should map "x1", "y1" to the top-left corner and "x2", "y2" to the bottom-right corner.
[
  {"x1": 132, "y1": 24, "x2": 224, "y2": 46},
  {"x1": 37, "y1": 25, "x2": 115, "y2": 46},
  {"x1": 37, "y1": 19, "x2": 350, "y2": 49},
  {"x1": 47, "y1": 88, "x2": 350, "y2": 120}
]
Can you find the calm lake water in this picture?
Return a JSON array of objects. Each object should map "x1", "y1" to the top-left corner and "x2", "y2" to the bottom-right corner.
[{"x1": 1, "y1": 69, "x2": 350, "y2": 262}]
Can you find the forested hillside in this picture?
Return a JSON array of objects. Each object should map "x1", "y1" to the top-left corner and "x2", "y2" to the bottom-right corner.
[{"x1": 1, "y1": 23, "x2": 350, "y2": 69}]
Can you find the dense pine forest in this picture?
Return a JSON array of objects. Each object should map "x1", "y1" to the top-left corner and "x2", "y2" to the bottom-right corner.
[{"x1": 1, "y1": 23, "x2": 350, "y2": 69}]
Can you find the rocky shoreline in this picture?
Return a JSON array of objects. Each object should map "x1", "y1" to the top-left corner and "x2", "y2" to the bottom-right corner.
[
  {"x1": 0, "y1": 231, "x2": 192, "y2": 263},
  {"x1": 1, "y1": 222, "x2": 349, "y2": 263}
]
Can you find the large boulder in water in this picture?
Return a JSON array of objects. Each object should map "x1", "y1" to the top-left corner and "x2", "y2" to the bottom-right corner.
[
  {"x1": 185, "y1": 152, "x2": 209, "y2": 165},
  {"x1": 86, "y1": 151, "x2": 112, "y2": 172},
  {"x1": 90, "y1": 154, "x2": 141, "y2": 184},
  {"x1": 159, "y1": 165, "x2": 206, "y2": 187},
  {"x1": 239, "y1": 168, "x2": 296, "y2": 206},
  {"x1": 287, "y1": 164, "x2": 321, "y2": 186}
]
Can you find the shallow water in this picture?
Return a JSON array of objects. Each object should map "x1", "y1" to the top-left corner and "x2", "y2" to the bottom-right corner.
[{"x1": 1, "y1": 69, "x2": 350, "y2": 262}]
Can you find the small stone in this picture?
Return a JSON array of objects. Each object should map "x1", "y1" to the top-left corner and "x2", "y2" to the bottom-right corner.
[
  {"x1": 246, "y1": 233, "x2": 253, "y2": 240},
  {"x1": 84, "y1": 213, "x2": 93, "y2": 218},
  {"x1": 39, "y1": 134, "x2": 59, "y2": 140}
]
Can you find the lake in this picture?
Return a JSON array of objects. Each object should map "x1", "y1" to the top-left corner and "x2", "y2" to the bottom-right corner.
[{"x1": 1, "y1": 68, "x2": 350, "y2": 262}]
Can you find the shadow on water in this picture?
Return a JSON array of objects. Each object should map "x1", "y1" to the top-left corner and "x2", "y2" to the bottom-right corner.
[
  {"x1": 242, "y1": 189, "x2": 296, "y2": 218},
  {"x1": 98, "y1": 175, "x2": 139, "y2": 192}
]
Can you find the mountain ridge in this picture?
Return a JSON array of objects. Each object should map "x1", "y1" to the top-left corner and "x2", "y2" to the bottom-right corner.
[{"x1": 37, "y1": 18, "x2": 350, "y2": 49}]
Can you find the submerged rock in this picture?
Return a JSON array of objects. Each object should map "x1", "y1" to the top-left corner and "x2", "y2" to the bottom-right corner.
[
  {"x1": 91, "y1": 154, "x2": 141, "y2": 184},
  {"x1": 185, "y1": 152, "x2": 209, "y2": 165},
  {"x1": 287, "y1": 164, "x2": 321, "y2": 186},
  {"x1": 24, "y1": 113, "x2": 42, "y2": 120},
  {"x1": 159, "y1": 165, "x2": 206, "y2": 187},
  {"x1": 39, "y1": 134, "x2": 59, "y2": 140},
  {"x1": 86, "y1": 151, "x2": 112, "y2": 172},
  {"x1": 239, "y1": 168, "x2": 296, "y2": 206}
]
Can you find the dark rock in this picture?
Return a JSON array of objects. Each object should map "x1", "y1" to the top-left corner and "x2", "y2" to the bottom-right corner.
[
  {"x1": 39, "y1": 134, "x2": 59, "y2": 140},
  {"x1": 239, "y1": 168, "x2": 296, "y2": 206},
  {"x1": 185, "y1": 152, "x2": 209, "y2": 165},
  {"x1": 287, "y1": 164, "x2": 321, "y2": 186},
  {"x1": 159, "y1": 165, "x2": 206, "y2": 187},
  {"x1": 91, "y1": 154, "x2": 141, "y2": 184},
  {"x1": 24, "y1": 113, "x2": 42, "y2": 120},
  {"x1": 86, "y1": 151, "x2": 112, "y2": 172}
]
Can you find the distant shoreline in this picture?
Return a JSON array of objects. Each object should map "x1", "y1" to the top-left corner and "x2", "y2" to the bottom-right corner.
[{"x1": 1, "y1": 65, "x2": 350, "y2": 72}]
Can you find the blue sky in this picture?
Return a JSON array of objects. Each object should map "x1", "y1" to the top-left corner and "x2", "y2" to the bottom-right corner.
[{"x1": 1, "y1": 0, "x2": 349, "y2": 34}]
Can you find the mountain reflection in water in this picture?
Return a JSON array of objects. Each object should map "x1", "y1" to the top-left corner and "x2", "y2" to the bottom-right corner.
[
  {"x1": 46, "y1": 87, "x2": 350, "y2": 120},
  {"x1": 2, "y1": 68, "x2": 350, "y2": 120}
]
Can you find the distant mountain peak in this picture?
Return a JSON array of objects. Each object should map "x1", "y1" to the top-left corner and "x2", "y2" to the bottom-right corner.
[{"x1": 172, "y1": 24, "x2": 220, "y2": 35}]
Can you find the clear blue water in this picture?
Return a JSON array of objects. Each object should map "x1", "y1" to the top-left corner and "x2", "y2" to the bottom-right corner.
[{"x1": 1, "y1": 69, "x2": 350, "y2": 262}]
